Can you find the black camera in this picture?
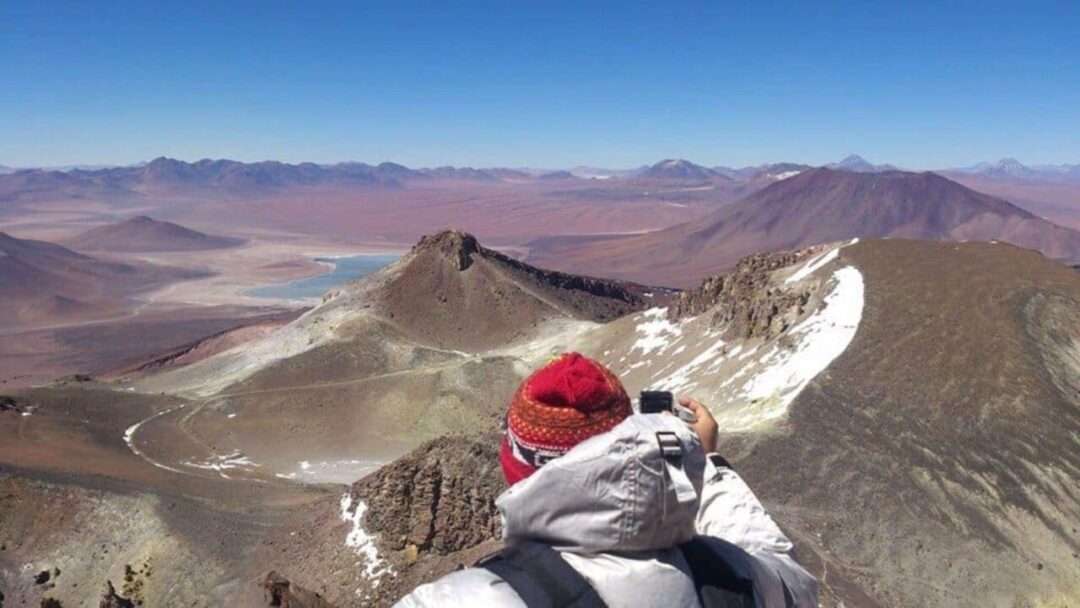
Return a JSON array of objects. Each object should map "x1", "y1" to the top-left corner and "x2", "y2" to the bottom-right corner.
[
  {"x1": 640, "y1": 390, "x2": 697, "y2": 423},
  {"x1": 639, "y1": 390, "x2": 674, "y2": 414}
]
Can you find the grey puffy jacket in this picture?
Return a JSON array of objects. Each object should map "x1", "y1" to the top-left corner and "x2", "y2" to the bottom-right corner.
[{"x1": 395, "y1": 414, "x2": 818, "y2": 607}]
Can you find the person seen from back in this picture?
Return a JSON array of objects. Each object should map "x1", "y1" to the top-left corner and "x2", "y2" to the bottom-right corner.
[{"x1": 395, "y1": 352, "x2": 819, "y2": 607}]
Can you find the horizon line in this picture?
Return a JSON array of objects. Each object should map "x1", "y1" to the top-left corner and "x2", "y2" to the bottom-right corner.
[{"x1": 3, "y1": 154, "x2": 1078, "y2": 174}]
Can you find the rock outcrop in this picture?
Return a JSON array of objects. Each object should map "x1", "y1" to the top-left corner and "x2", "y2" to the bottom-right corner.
[
  {"x1": 337, "y1": 435, "x2": 506, "y2": 606},
  {"x1": 349, "y1": 435, "x2": 504, "y2": 557},
  {"x1": 99, "y1": 581, "x2": 134, "y2": 608},
  {"x1": 669, "y1": 248, "x2": 812, "y2": 339},
  {"x1": 413, "y1": 229, "x2": 482, "y2": 271},
  {"x1": 262, "y1": 572, "x2": 334, "y2": 608},
  {"x1": 0, "y1": 396, "x2": 21, "y2": 413}
]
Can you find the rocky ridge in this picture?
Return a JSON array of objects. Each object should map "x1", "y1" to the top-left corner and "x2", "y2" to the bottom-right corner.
[
  {"x1": 262, "y1": 572, "x2": 334, "y2": 608},
  {"x1": 669, "y1": 247, "x2": 815, "y2": 339}
]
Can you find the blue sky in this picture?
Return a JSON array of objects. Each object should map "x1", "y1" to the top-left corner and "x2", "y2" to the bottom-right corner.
[{"x1": 2, "y1": 1, "x2": 1078, "y2": 169}]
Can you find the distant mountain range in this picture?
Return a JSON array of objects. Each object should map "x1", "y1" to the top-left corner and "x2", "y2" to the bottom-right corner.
[
  {"x1": 526, "y1": 167, "x2": 1080, "y2": 286},
  {"x1": 0, "y1": 157, "x2": 536, "y2": 201},
  {"x1": 3, "y1": 154, "x2": 1079, "y2": 200},
  {"x1": 711, "y1": 162, "x2": 811, "y2": 180},
  {"x1": 947, "y1": 157, "x2": 1080, "y2": 181},
  {"x1": 11, "y1": 152, "x2": 1066, "y2": 200},
  {"x1": 0, "y1": 163, "x2": 118, "y2": 174},
  {"x1": 605, "y1": 154, "x2": 1078, "y2": 181}
]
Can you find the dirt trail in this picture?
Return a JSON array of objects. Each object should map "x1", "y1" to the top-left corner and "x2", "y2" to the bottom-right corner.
[
  {"x1": 122, "y1": 403, "x2": 193, "y2": 476},
  {"x1": 118, "y1": 331, "x2": 488, "y2": 483},
  {"x1": 215, "y1": 354, "x2": 478, "y2": 399}
]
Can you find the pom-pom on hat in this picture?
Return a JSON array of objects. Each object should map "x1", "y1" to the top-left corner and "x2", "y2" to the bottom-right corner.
[{"x1": 500, "y1": 352, "x2": 632, "y2": 485}]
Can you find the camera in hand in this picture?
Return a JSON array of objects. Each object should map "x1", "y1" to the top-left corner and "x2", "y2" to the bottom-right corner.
[
  {"x1": 640, "y1": 390, "x2": 674, "y2": 414},
  {"x1": 641, "y1": 390, "x2": 698, "y2": 423}
]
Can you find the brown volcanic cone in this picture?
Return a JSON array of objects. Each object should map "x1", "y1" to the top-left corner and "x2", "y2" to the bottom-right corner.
[
  {"x1": 327, "y1": 228, "x2": 663, "y2": 351},
  {"x1": 66, "y1": 215, "x2": 245, "y2": 253},
  {"x1": 528, "y1": 167, "x2": 1080, "y2": 287}
]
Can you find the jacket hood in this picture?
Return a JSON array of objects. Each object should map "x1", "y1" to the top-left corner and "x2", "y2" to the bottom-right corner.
[{"x1": 496, "y1": 414, "x2": 706, "y2": 554}]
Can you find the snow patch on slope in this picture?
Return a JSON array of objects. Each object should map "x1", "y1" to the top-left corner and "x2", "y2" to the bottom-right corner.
[
  {"x1": 181, "y1": 451, "x2": 258, "y2": 479},
  {"x1": 785, "y1": 238, "x2": 859, "y2": 284},
  {"x1": 340, "y1": 494, "x2": 394, "y2": 592},
  {"x1": 655, "y1": 334, "x2": 730, "y2": 393},
  {"x1": 123, "y1": 404, "x2": 191, "y2": 475},
  {"x1": 726, "y1": 265, "x2": 864, "y2": 430},
  {"x1": 276, "y1": 459, "x2": 384, "y2": 484},
  {"x1": 631, "y1": 308, "x2": 683, "y2": 356}
]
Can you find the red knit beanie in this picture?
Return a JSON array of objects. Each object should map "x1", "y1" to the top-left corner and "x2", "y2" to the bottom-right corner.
[{"x1": 500, "y1": 352, "x2": 632, "y2": 485}]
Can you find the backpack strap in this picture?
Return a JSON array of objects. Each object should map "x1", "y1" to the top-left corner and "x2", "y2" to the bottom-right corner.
[
  {"x1": 478, "y1": 541, "x2": 608, "y2": 608},
  {"x1": 679, "y1": 537, "x2": 757, "y2": 608}
]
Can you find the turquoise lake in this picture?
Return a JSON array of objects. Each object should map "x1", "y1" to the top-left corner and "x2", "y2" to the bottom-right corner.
[{"x1": 250, "y1": 254, "x2": 400, "y2": 301}]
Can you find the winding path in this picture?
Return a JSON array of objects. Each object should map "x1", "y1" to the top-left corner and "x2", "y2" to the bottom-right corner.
[
  {"x1": 122, "y1": 403, "x2": 194, "y2": 476},
  {"x1": 119, "y1": 351, "x2": 481, "y2": 481}
]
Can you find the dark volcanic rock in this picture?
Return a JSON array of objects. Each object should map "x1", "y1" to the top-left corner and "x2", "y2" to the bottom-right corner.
[
  {"x1": 414, "y1": 229, "x2": 482, "y2": 271},
  {"x1": 670, "y1": 248, "x2": 812, "y2": 339},
  {"x1": 349, "y1": 435, "x2": 504, "y2": 556},
  {"x1": 342, "y1": 435, "x2": 506, "y2": 606},
  {"x1": 99, "y1": 581, "x2": 134, "y2": 608},
  {"x1": 0, "y1": 396, "x2": 18, "y2": 413},
  {"x1": 257, "y1": 435, "x2": 507, "y2": 607},
  {"x1": 262, "y1": 572, "x2": 334, "y2": 608}
]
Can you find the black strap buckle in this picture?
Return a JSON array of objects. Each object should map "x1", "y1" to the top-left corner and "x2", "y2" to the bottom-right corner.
[{"x1": 656, "y1": 431, "x2": 682, "y2": 459}]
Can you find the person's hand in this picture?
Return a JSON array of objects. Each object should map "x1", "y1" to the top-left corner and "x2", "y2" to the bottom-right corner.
[{"x1": 679, "y1": 397, "x2": 718, "y2": 454}]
